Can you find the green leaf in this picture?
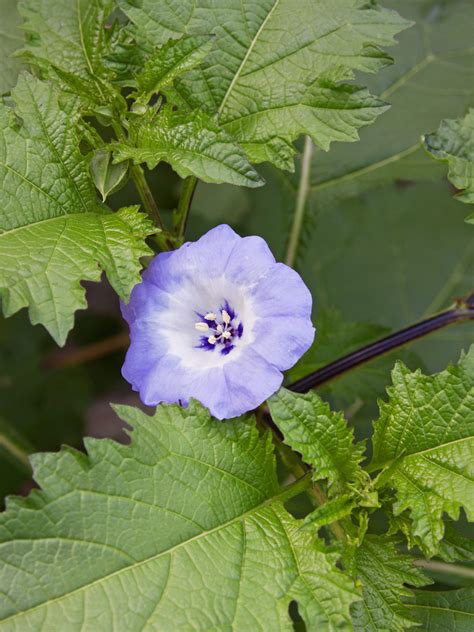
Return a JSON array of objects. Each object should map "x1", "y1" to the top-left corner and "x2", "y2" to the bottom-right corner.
[
  {"x1": 134, "y1": 35, "x2": 215, "y2": 103},
  {"x1": 268, "y1": 388, "x2": 367, "y2": 495},
  {"x1": 0, "y1": 401, "x2": 359, "y2": 630},
  {"x1": 303, "y1": 0, "x2": 474, "y2": 209},
  {"x1": 302, "y1": 495, "x2": 356, "y2": 531},
  {"x1": 347, "y1": 535, "x2": 430, "y2": 632},
  {"x1": 19, "y1": 0, "x2": 117, "y2": 105},
  {"x1": 90, "y1": 149, "x2": 129, "y2": 202},
  {"x1": 0, "y1": 73, "x2": 155, "y2": 345},
  {"x1": 121, "y1": 0, "x2": 410, "y2": 169},
  {"x1": 371, "y1": 348, "x2": 474, "y2": 556},
  {"x1": 406, "y1": 587, "x2": 474, "y2": 631},
  {"x1": 423, "y1": 109, "x2": 474, "y2": 208},
  {"x1": 436, "y1": 524, "x2": 474, "y2": 564},
  {"x1": 0, "y1": 0, "x2": 24, "y2": 95},
  {"x1": 113, "y1": 105, "x2": 264, "y2": 187}
]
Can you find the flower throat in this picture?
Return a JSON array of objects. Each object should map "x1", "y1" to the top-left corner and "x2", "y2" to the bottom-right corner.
[{"x1": 195, "y1": 302, "x2": 243, "y2": 356}]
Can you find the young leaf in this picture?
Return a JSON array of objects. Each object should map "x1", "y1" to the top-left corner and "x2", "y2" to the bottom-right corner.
[
  {"x1": 120, "y1": 0, "x2": 410, "y2": 169},
  {"x1": 0, "y1": 0, "x2": 24, "y2": 95},
  {"x1": 347, "y1": 535, "x2": 430, "y2": 632},
  {"x1": 90, "y1": 149, "x2": 129, "y2": 202},
  {"x1": 268, "y1": 388, "x2": 368, "y2": 495},
  {"x1": 0, "y1": 401, "x2": 359, "y2": 630},
  {"x1": 371, "y1": 348, "x2": 474, "y2": 557},
  {"x1": 19, "y1": 0, "x2": 117, "y2": 105},
  {"x1": 0, "y1": 74, "x2": 155, "y2": 345},
  {"x1": 302, "y1": 495, "x2": 356, "y2": 531},
  {"x1": 113, "y1": 106, "x2": 264, "y2": 187},
  {"x1": 406, "y1": 587, "x2": 474, "y2": 631},
  {"x1": 423, "y1": 109, "x2": 474, "y2": 209},
  {"x1": 134, "y1": 35, "x2": 215, "y2": 103}
]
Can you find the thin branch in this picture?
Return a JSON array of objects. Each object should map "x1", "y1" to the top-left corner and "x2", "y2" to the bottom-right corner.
[
  {"x1": 414, "y1": 559, "x2": 474, "y2": 580},
  {"x1": 288, "y1": 293, "x2": 474, "y2": 393},
  {"x1": 285, "y1": 136, "x2": 314, "y2": 268},
  {"x1": 111, "y1": 120, "x2": 171, "y2": 248},
  {"x1": 175, "y1": 176, "x2": 198, "y2": 240},
  {"x1": 0, "y1": 433, "x2": 31, "y2": 472},
  {"x1": 130, "y1": 165, "x2": 165, "y2": 232},
  {"x1": 44, "y1": 333, "x2": 129, "y2": 369}
]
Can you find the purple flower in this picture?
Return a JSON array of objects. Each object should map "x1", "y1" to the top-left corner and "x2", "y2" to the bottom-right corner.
[{"x1": 121, "y1": 225, "x2": 315, "y2": 419}]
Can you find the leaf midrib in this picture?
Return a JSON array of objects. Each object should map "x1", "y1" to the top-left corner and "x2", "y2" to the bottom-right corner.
[
  {"x1": 0, "y1": 473, "x2": 311, "y2": 626},
  {"x1": 216, "y1": 0, "x2": 280, "y2": 118},
  {"x1": 0, "y1": 212, "x2": 102, "y2": 238},
  {"x1": 376, "y1": 435, "x2": 474, "y2": 473}
]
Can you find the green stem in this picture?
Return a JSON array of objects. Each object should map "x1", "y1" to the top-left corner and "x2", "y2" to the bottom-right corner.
[
  {"x1": 414, "y1": 559, "x2": 474, "y2": 580},
  {"x1": 111, "y1": 121, "x2": 170, "y2": 245},
  {"x1": 130, "y1": 165, "x2": 166, "y2": 232},
  {"x1": 175, "y1": 176, "x2": 198, "y2": 239},
  {"x1": 285, "y1": 136, "x2": 314, "y2": 268},
  {"x1": 276, "y1": 470, "x2": 313, "y2": 504},
  {"x1": 260, "y1": 413, "x2": 347, "y2": 542}
]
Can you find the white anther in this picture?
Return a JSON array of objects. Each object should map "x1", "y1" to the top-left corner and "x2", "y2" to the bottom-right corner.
[
  {"x1": 208, "y1": 335, "x2": 217, "y2": 344},
  {"x1": 205, "y1": 312, "x2": 216, "y2": 321},
  {"x1": 216, "y1": 324, "x2": 223, "y2": 333},
  {"x1": 195, "y1": 322, "x2": 209, "y2": 332},
  {"x1": 222, "y1": 331, "x2": 232, "y2": 340},
  {"x1": 222, "y1": 310, "x2": 231, "y2": 324}
]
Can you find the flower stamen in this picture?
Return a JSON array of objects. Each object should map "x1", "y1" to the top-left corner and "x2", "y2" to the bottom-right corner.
[
  {"x1": 196, "y1": 301, "x2": 243, "y2": 355},
  {"x1": 195, "y1": 322, "x2": 209, "y2": 332}
]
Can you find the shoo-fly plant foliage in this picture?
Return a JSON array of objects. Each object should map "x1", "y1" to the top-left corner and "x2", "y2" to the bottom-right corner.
[{"x1": 0, "y1": 1, "x2": 473, "y2": 631}]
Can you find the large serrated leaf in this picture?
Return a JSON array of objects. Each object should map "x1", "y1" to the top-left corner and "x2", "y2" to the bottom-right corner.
[
  {"x1": 347, "y1": 535, "x2": 429, "y2": 632},
  {"x1": 304, "y1": 0, "x2": 474, "y2": 209},
  {"x1": 0, "y1": 74, "x2": 155, "y2": 345},
  {"x1": 406, "y1": 587, "x2": 474, "y2": 632},
  {"x1": 371, "y1": 348, "x2": 474, "y2": 557},
  {"x1": 0, "y1": 401, "x2": 359, "y2": 631},
  {"x1": 120, "y1": 0, "x2": 410, "y2": 169},
  {"x1": 19, "y1": 0, "x2": 117, "y2": 105}
]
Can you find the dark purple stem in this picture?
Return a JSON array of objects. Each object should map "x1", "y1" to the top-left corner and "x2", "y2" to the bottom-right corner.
[{"x1": 288, "y1": 294, "x2": 474, "y2": 394}]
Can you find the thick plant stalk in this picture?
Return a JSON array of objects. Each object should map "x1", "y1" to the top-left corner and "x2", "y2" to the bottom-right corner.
[
  {"x1": 285, "y1": 136, "x2": 314, "y2": 268},
  {"x1": 288, "y1": 294, "x2": 474, "y2": 393},
  {"x1": 175, "y1": 176, "x2": 198, "y2": 239}
]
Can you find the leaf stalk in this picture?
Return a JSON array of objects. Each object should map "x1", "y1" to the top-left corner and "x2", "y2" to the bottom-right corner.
[
  {"x1": 288, "y1": 294, "x2": 474, "y2": 393},
  {"x1": 175, "y1": 176, "x2": 198, "y2": 240}
]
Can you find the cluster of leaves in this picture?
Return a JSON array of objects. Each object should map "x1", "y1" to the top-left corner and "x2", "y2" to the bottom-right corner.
[
  {"x1": 0, "y1": 351, "x2": 473, "y2": 629},
  {"x1": 0, "y1": 0, "x2": 474, "y2": 630},
  {"x1": 0, "y1": 0, "x2": 411, "y2": 344}
]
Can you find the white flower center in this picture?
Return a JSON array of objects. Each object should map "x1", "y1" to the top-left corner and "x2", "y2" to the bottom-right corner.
[{"x1": 153, "y1": 276, "x2": 256, "y2": 370}]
